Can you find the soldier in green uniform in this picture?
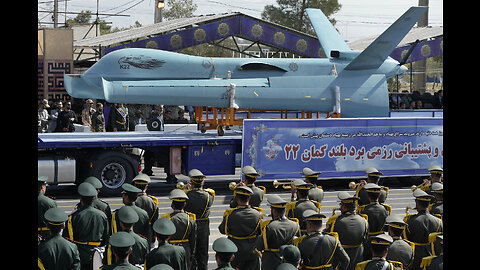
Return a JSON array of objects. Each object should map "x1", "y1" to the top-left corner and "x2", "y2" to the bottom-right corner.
[
  {"x1": 230, "y1": 166, "x2": 265, "y2": 208},
  {"x1": 212, "y1": 237, "x2": 238, "y2": 270},
  {"x1": 38, "y1": 176, "x2": 57, "y2": 240},
  {"x1": 357, "y1": 183, "x2": 391, "y2": 260},
  {"x1": 324, "y1": 191, "x2": 368, "y2": 270},
  {"x1": 112, "y1": 184, "x2": 151, "y2": 246},
  {"x1": 63, "y1": 182, "x2": 110, "y2": 270},
  {"x1": 132, "y1": 173, "x2": 159, "y2": 244},
  {"x1": 79, "y1": 176, "x2": 112, "y2": 228},
  {"x1": 356, "y1": 168, "x2": 388, "y2": 206},
  {"x1": 384, "y1": 215, "x2": 414, "y2": 269},
  {"x1": 162, "y1": 188, "x2": 197, "y2": 268},
  {"x1": 100, "y1": 232, "x2": 139, "y2": 270},
  {"x1": 285, "y1": 180, "x2": 321, "y2": 235},
  {"x1": 429, "y1": 183, "x2": 443, "y2": 220},
  {"x1": 110, "y1": 103, "x2": 129, "y2": 131},
  {"x1": 294, "y1": 210, "x2": 350, "y2": 270},
  {"x1": 38, "y1": 208, "x2": 81, "y2": 270},
  {"x1": 355, "y1": 233, "x2": 403, "y2": 270},
  {"x1": 302, "y1": 167, "x2": 324, "y2": 203},
  {"x1": 279, "y1": 244, "x2": 301, "y2": 268},
  {"x1": 403, "y1": 189, "x2": 443, "y2": 270},
  {"x1": 256, "y1": 194, "x2": 301, "y2": 270},
  {"x1": 145, "y1": 218, "x2": 188, "y2": 270},
  {"x1": 219, "y1": 185, "x2": 263, "y2": 270},
  {"x1": 184, "y1": 169, "x2": 215, "y2": 270},
  {"x1": 104, "y1": 206, "x2": 149, "y2": 266}
]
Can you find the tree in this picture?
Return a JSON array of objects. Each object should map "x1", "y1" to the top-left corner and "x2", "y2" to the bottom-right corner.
[
  {"x1": 66, "y1": 10, "x2": 111, "y2": 34},
  {"x1": 262, "y1": 0, "x2": 341, "y2": 35},
  {"x1": 162, "y1": 0, "x2": 198, "y2": 20}
]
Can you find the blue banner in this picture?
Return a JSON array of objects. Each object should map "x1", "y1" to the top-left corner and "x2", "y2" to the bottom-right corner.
[{"x1": 242, "y1": 118, "x2": 443, "y2": 180}]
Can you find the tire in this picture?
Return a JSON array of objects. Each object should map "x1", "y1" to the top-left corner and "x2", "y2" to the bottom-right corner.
[
  {"x1": 91, "y1": 152, "x2": 137, "y2": 196},
  {"x1": 147, "y1": 118, "x2": 162, "y2": 131}
]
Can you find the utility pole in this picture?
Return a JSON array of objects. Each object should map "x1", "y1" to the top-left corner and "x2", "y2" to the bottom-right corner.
[
  {"x1": 413, "y1": 0, "x2": 429, "y2": 94},
  {"x1": 53, "y1": 0, "x2": 58, "y2": 28},
  {"x1": 154, "y1": 0, "x2": 165, "y2": 23}
]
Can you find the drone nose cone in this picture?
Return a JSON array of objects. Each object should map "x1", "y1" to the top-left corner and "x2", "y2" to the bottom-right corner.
[{"x1": 400, "y1": 65, "x2": 408, "y2": 73}]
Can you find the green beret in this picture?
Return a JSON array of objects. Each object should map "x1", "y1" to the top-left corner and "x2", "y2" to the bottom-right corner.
[
  {"x1": 83, "y1": 176, "x2": 102, "y2": 189},
  {"x1": 109, "y1": 231, "x2": 135, "y2": 248},
  {"x1": 150, "y1": 264, "x2": 174, "y2": 270},
  {"x1": 44, "y1": 207, "x2": 68, "y2": 225},
  {"x1": 117, "y1": 206, "x2": 139, "y2": 224},
  {"x1": 280, "y1": 245, "x2": 301, "y2": 264},
  {"x1": 153, "y1": 218, "x2": 176, "y2": 236},
  {"x1": 212, "y1": 237, "x2": 238, "y2": 253},
  {"x1": 122, "y1": 183, "x2": 142, "y2": 193},
  {"x1": 277, "y1": 263, "x2": 299, "y2": 270},
  {"x1": 78, "y1": 182, "x2": 97, "y2": 197}
]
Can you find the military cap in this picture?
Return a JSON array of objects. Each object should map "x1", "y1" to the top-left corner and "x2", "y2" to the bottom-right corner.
[
  {"x1": 428, "y1": 164, "x2": 443, "y2": 174},
  {"x1": 44, "y1": 207, "x2": 68, "y2": 225},
  {"x1": 109, "y1": 231, "x2": 135, "y2": 248},
  {"x1": 337, "y1": 191, "x2": 359, "y2": 203},
  {"x1": 370, "y1": 233, "x2": 393, "y2": 245},
  {"x1": 189, "y1": 169, "x2": 205, "y2": 184},
  {"x1": 122, "y1": 183, "x2": 142, "y2": 194},
  {"x1": 431, "y1": 182, "x2": 443, "y2": 193},
  {"x1": 169, "y1": 188, "x2": 189, "y2": 202},
  {"x1": 303, "y1": 209, "x2": 326, "y2": 221},
  {"x1": 78, "y1": 182, "x2": 97, "y2": 197},
  {"x1": 266, "y1": 194, "x2": 287, "y2": 208},
  {"x1": 212, "y1": 237, "x2": 238, "y2": 253},
  {"x1": 117, "y1": 205, "x2": 139, "y2": 224},
  {"x1": 385, "y1": 215, "x2": 407, "y2": 229},
  {"x1": 242, "y1": 165, "x2": 260, "y2": 176},
  {"x1": 38, "y1": 176, "x2": 48, "y2": 184},
  {"x1": 150, "y1": 264, "x2": 174, "y2": 270},
  {"x1": 293, "y1": 179, "x2": 313, "y2": 189},
  {"x1": 302, "y1": 167, "x2": 321, "y2": 176},
  {"x1": 280, "y1": 245, "x2": 301, "y2": 264},
  {"x1": 153, "y1": 217, "x2": 176, "y2": 236},
  {"x1": 234, "y1": 185, "x2": 253, "y2": 196},
  {"x1": 84, "y1": 176, "x2": 102, "y2": 189},
  {"x1": 413, "y1": 189, "x2": 434, "y2": 201},
  {"x1": 364, "y1": 183, "x2": 382, "y2": 193},
  {"x1": 276, "y1": 263, "x2": 298, "y2": 270},
  {"x1": 132, "y1": 173, "x2": 151, "y2": 184},
  {"x1": 366, "y1": 167, "x2": 383, "y2": 176}
]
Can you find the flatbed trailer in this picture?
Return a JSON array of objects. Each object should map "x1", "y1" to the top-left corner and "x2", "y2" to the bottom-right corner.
[{"x1": 38, "y1": 128, "x2": 242, "y2": 195}]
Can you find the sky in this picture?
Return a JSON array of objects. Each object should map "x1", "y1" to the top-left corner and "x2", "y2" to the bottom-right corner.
[{"x1": 38, "y1": 0, "x2": 443, "y2": 42}]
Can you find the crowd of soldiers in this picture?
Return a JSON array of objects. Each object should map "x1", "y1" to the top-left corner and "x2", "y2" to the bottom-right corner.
[{"x1": 38, "y1": 165, "x2": 443, "y2": 270}]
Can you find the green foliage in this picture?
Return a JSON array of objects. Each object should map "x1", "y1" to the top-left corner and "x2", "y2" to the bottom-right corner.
[{"x1": 162, "y1": 0, "x2": 198, "y2": 20}]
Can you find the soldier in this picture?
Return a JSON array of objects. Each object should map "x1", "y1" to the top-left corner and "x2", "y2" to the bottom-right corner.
[
  {"x1": 162, "y1": 188, "x2": 197, "y2": 268},
  {"x1": 324, "y1": 191, "x2": 368, "y2": 270},
  {"x1": 230, "y1": 165, "x2": 265, "y2": 208},
  {"x1": 183, "y1": 169, "x2": 215, "y2": 270},
  {"x1": 356, "y1": 167, "x2": 388, "y2": 206},
  {"x1": 38, "y1": 176, "x2": 57, "y2": 240},
  {"x1": 112, "y1": 184, "x2": 151, "y2": 246},
  {"x1": 63, "y1": 182, "x2": 109, "y2": 270},
  {"x1": 132, "y1": 173, "x2": 159, "y2": 243},
  {"x1": 79, "y1": 176, "x2": 112, "y2": 228},
  {"x1": 212, "y1": 237, "x2": 238, "y2": 270},
  {"x1": 419, "y1": 165, "x2": 443, "y2": 194},
  {"x1": 420, "y1": 234, "x2": 443, "y2": 270},
  {"x1": 278, "y1": 245, "x2": 301, "y2": 268},
  {"x1": 110, "y1": 103, "x2": 129, "y2": 132},
  {"x1": 403, "y1": 189, "x2": 443, "y2": 270},
  {"x1": 219, "y1": 185, "x2": 263, "y2": 270},
  {"x1": 355, "y1": 233, "x2": 403, "y2": 270},
  {"x1": 104, "y1": 206, "x2": 149, "y2": 266},
  {"x1": 38, "y1": 208, "x2": 81, "y2": 270},
  {"x1": 294, "y1": 210, "x2": 350, "y2": 270},
  {"x1": 302, "y1": 167, "x2": 324, "y2": 203},
  {"x1": 429, "y1": 183, "x2": 443, "y2": 220},
  {"x1": 145, "y1": 218, "x2": 188, "y2": 270},
  {"x1": 285, "y1": 180, "x2": 321, "y2": 235},
  {"x1": 384, "y1": 215, "x2": 414, "y2": 269},
  {"x1": 357, "y1": 183, "x2": 391, "y2": 260},
  {"x1": 255, "y1": 194, "x2": 301, "y2": 270},
  {"x1": 100, "y1": 232, "x2": 139, "y2": 270}
]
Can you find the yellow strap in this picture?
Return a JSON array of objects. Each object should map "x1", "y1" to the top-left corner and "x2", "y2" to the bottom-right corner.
[
  {"x1": 325, "y1": 237, "x2": 338, "y2": 265},
  {"x1": 300, "y1": 264, "x2": 332, "y2": 269},
  {"x1": 38, "y1": 258, "x2": 45, "y2": 270},
  {"x1": 74, "y1": 241, "x2": 101, "y2": 246},
  {"x1": 260, "y1": 220, "x2": 272, "y2": 251},
  {"x1": 199, "y1": 190, "x2": 210, "y2": 219},
  {"x1": 342, "y1": 243, "x2": 362, "y2": 248},
  {"x1": 148, "y1": 195, "x2": 159, "y2": 225},
  {"x1": 420, "y1": 256, "x2": 436, "y2": 269},
  {"x1": 107, "y1": 244, "x2": 112, "y2": 265},
  {"x1": 38, "y1": 227, "x2": 50, "y2": 231},
  {"x1": 67, "y1": 215, "x2": 74, "y2": 241},
  {"x1": 111, "y1": 211, "x2": 117, "y2": 234}
]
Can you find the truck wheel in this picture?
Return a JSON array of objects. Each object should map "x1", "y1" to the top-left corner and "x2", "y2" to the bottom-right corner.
[
  {"x1": 147, "y1": 119, "x2": 162, "y2": 131},
  {"x1": 91, "y1": 153, "x2": 136, "y2": 196}
]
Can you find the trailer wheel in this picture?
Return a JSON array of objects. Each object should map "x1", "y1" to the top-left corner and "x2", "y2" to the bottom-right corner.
[
  {"x1": 91, "y1": 153, "x2": 136, "y2": 196},
  {"x1": 147, "y1": 119, "x2": 162, "y2": 131}
]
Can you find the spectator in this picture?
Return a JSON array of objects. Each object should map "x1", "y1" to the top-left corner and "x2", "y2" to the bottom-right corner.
[
  {"x1": 55, "y1": 101, "x2": 76, "y2": 132},
  {"x1": 408, "y1": 100, "x2": 416, "y2": 110},
  {"x1": 38, "y1": 99, "x2": 50, "y2": 133},
  {"x1": 399, "y1": 102, "x2": 407, "y2": 110},
  {"x1": 110, "y1": 103, "x2": 129, "y2": 132},
  {"x1": 176, "y1": 109, "x2": 189, "y2": 124},
  {"x1": 48, "y1": 100, "x2": 62, "y2": 133},
  {"x1": 433, "y1": 90, "x2": 443, "y2": 109},
  {"x1": 81, "y1": 99, "x2": 96, "y2": 132},
  {"x1": 91, "y1": 103, "x2": 106, "y2": 132},
  {"x1": 415, "y1": 100, "x2": 423, "y2": 109},
  {"x1": 163, "y1": 110, "x2": 174, "y2": 124}
]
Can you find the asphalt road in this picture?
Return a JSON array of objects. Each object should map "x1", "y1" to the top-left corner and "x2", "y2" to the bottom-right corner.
[{"x1": 47, "y1": 168, "x2": 417, "y2": 269}]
